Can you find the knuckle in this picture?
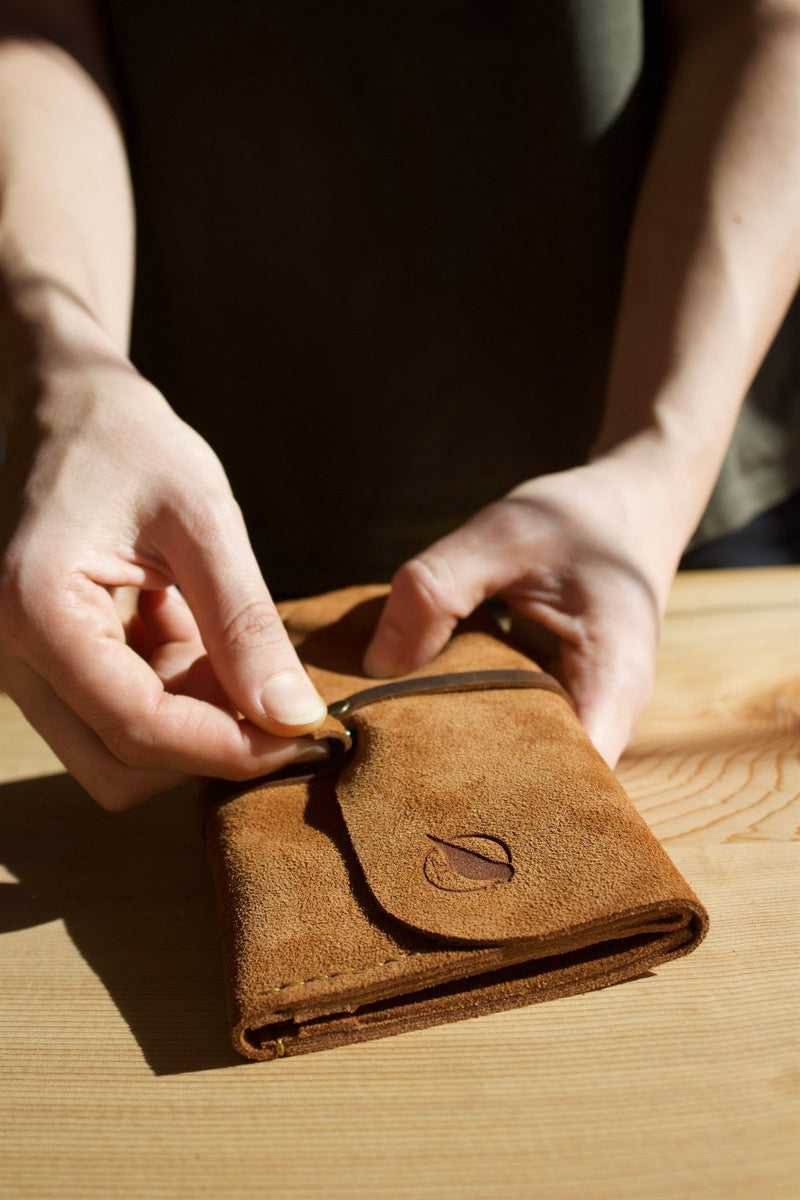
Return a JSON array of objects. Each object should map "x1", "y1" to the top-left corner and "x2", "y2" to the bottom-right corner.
[
  {"x1": 218, "y1": 599, "x2": 285, "y2": 656},
  {"x1": 482, "y1": 496, "x2": 530, "y2": 541},
  {"x1": 396, "y1": 555, "x2": 464, "y2": 619},
  {"x1": 92, "y1": 775, "x2": 157, "y2": 812},
  {"x1": 181, "y1": 426, "x2": 231, "y2": 482},
  {"x1": 159, "y1": 416, "x2": 232, "y2": 494},
  {"x1": 178, "y1": 492, "x2": 232, "y2": 544},
  {"x1": 162, "y1": 472, "x2": 237, "y2": 548},
  {"x1": 99, "y1": 717, "x2": 158, "y2": 769}
]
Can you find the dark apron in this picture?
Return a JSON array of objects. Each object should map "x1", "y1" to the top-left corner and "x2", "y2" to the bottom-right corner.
[{"x1": 100, "y1": 0, "x2": 664, "y2": 595}]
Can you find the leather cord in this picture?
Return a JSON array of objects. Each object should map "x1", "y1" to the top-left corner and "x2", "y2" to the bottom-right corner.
[
  {"x1": 327, "y1": 668, "x2": 571, "y2": 720},
  {"x1": 204, "y1": 668, "x2": 571, "y2": 800}
]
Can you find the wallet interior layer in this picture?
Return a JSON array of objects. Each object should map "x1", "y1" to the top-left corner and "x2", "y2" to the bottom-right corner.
[{"x1": 243, "y1": 920, "x2": 701, "y2": 1060}]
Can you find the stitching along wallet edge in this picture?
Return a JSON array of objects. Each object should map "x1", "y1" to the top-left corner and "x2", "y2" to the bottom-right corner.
[{"x1": 202, "y1": 585, "x2": 709, "y2": 1061}]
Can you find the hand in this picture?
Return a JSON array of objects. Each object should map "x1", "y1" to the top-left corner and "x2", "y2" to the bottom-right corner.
[
  {"x1": 364, "y1": 460, "x2": 683, "y2": 767},
  {"x1": 0, "y1": 353, "x2": 328, "y2": 810}
]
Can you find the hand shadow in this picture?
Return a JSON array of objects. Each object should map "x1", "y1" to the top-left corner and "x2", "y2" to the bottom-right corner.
[{"x1": 0, "y1": 771, "x2": 241, "y2": 1076}]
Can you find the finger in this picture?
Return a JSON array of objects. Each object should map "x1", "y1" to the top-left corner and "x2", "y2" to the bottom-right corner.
[
  {"x1": 24, "y1": 579, "x2": 331, "y2": 778},
  {"x1": 506, "y1": 607, "x2": 574, "y2": 670},
  {"x1": 161, "y1": 500, "x2": 326, "y2": 733},
  {"x1": 137, "y1": 585, "x2": 202, "y2": 647},
  {"x1": 135, "y1": 586, "x2": 211, "y2": 687},
  {"x1": 363, "y1": 516, "x2": 514, "y2": 677},
  {"x1": 110, "y1": 586, "x2": 142, "y2": 626},
  {"x1": 558, "y1": 616, "x2": 656, "y2": 768},
  {"x1": 124, "y1": 587, "x2": 202, "y2": 662},
  {"x1": 164, "y1": 653, "x2": 237, "y2": 712},
  {"x1": 117, "y1": 586, "x2": 210, "y2": 693},
  {"x1": 4, "y1": 655, "x2": 188, "y2": 811},
  {"x1": 123, "y1": 589, "x2": 234, "y2": 711}
]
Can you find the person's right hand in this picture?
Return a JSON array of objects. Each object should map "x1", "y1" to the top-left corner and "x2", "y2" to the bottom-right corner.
[{"x1": 0, "y1": 351, "x2": 329, "y2": 810}]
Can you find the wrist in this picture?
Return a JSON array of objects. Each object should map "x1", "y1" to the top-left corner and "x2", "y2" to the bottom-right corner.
[
  {"x1": 590, "y1": 374, "x2": 742, "y2": 532},
  {"x1": 587, "y1": 428, "x2": 713, "y2": 566},
  {"x1": 0, "y1": 273, "x2": 131, "y2": 434}
]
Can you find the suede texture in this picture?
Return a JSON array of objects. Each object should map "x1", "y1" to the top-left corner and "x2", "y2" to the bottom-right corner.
[{"x1": 204, "y1": 585, "x2": 708, "y2": 1061}]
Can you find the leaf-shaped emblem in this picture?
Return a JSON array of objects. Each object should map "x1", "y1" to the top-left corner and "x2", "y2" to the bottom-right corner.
[{"x1": 423, "y1": 834, "x2": 513, "y2": 892}]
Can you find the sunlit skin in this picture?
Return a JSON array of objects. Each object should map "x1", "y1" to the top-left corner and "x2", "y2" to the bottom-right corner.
[{"x1": 2, "y1": 0, "x2": 800, "y2": 807}]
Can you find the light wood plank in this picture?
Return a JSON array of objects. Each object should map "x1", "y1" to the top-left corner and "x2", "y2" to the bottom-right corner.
[{"x1": 1, "y1": 568, "x2": 798, "y2": 1200}]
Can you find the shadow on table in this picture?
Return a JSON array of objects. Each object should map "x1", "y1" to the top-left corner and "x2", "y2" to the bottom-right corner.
[{"x1": 0, "y1": 771, "x2": 242, "y2": 1076}]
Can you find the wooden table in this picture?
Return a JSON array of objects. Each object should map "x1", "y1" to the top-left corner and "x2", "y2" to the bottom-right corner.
[{"x1": 1, "y1": 568, "x2": 798, "y2": 1200}]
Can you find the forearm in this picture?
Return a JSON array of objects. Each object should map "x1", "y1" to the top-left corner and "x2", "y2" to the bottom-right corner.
[
  {"x1": 0, "y1": 1, "x2": 134, "y2": 431},
  {"x1": 593, "y1": 0, "x2": 800, "y2": 554}
]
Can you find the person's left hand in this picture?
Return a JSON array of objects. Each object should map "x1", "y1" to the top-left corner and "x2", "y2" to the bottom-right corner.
[{"x1": 363, "y1": 459, "x2": 684, "y2": 768}]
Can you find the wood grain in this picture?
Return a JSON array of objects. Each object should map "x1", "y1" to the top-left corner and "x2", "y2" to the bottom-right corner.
[
  {"x1": 0, "y1": 567, "x2": 798, "y2": 1200},
  {"x1": 620, "y1": 567, "x2": 800, "y2": 846}
]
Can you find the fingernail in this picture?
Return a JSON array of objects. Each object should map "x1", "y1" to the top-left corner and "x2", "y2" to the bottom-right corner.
[
  {"x1": 293, "y1": 739, "x2": 331, "y2": 763},
  {"x1": 363, "y1": 626, "x2": 404, "y2": 677},
  {"x1": 260, "y1": 670, "x2": 326, "y2": 725}
]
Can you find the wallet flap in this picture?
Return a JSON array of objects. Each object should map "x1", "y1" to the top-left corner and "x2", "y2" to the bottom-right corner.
[
  {"x1": 333, "y1": 657, "x2": 696, "y2": 944},
  {"x1": 282, "y1": 588, "x2": 699, "y2": 946}
]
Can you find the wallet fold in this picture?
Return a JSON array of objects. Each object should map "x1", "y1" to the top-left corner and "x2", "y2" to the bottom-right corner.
[{"x1": 204, "y1": 585, "x2": 708, "y2": 1061}]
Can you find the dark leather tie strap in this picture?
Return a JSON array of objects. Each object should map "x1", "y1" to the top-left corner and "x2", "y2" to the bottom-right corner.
[
  {"x1": 206, "y1": 669, "x2": 571, "y2": 800},
  {"x1": 327, "y1": 668, "x2": 571, "y2": 720}
]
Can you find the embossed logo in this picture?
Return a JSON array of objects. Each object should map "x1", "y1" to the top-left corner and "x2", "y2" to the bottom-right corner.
[{"x1": 423, "y1": 834, "x2": 514, "y2": 892}]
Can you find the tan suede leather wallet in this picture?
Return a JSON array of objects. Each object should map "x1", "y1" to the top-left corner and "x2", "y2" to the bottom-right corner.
[{"x1": 203, "y1": 585, "x2": 708, "y2": 1061}]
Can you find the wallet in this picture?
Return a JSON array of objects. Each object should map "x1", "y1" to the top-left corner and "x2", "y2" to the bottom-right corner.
[{"x1": 203, "y1": 585, "x2": 708, "y2": 1061}]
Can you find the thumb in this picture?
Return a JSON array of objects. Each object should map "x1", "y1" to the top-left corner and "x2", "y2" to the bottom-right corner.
[
  {"x1": 363, "y1": 536, "x2": 502, "y2": 677},
  {"x1": 163, "y1": 499, "x2": 327, "y2": 734}
]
